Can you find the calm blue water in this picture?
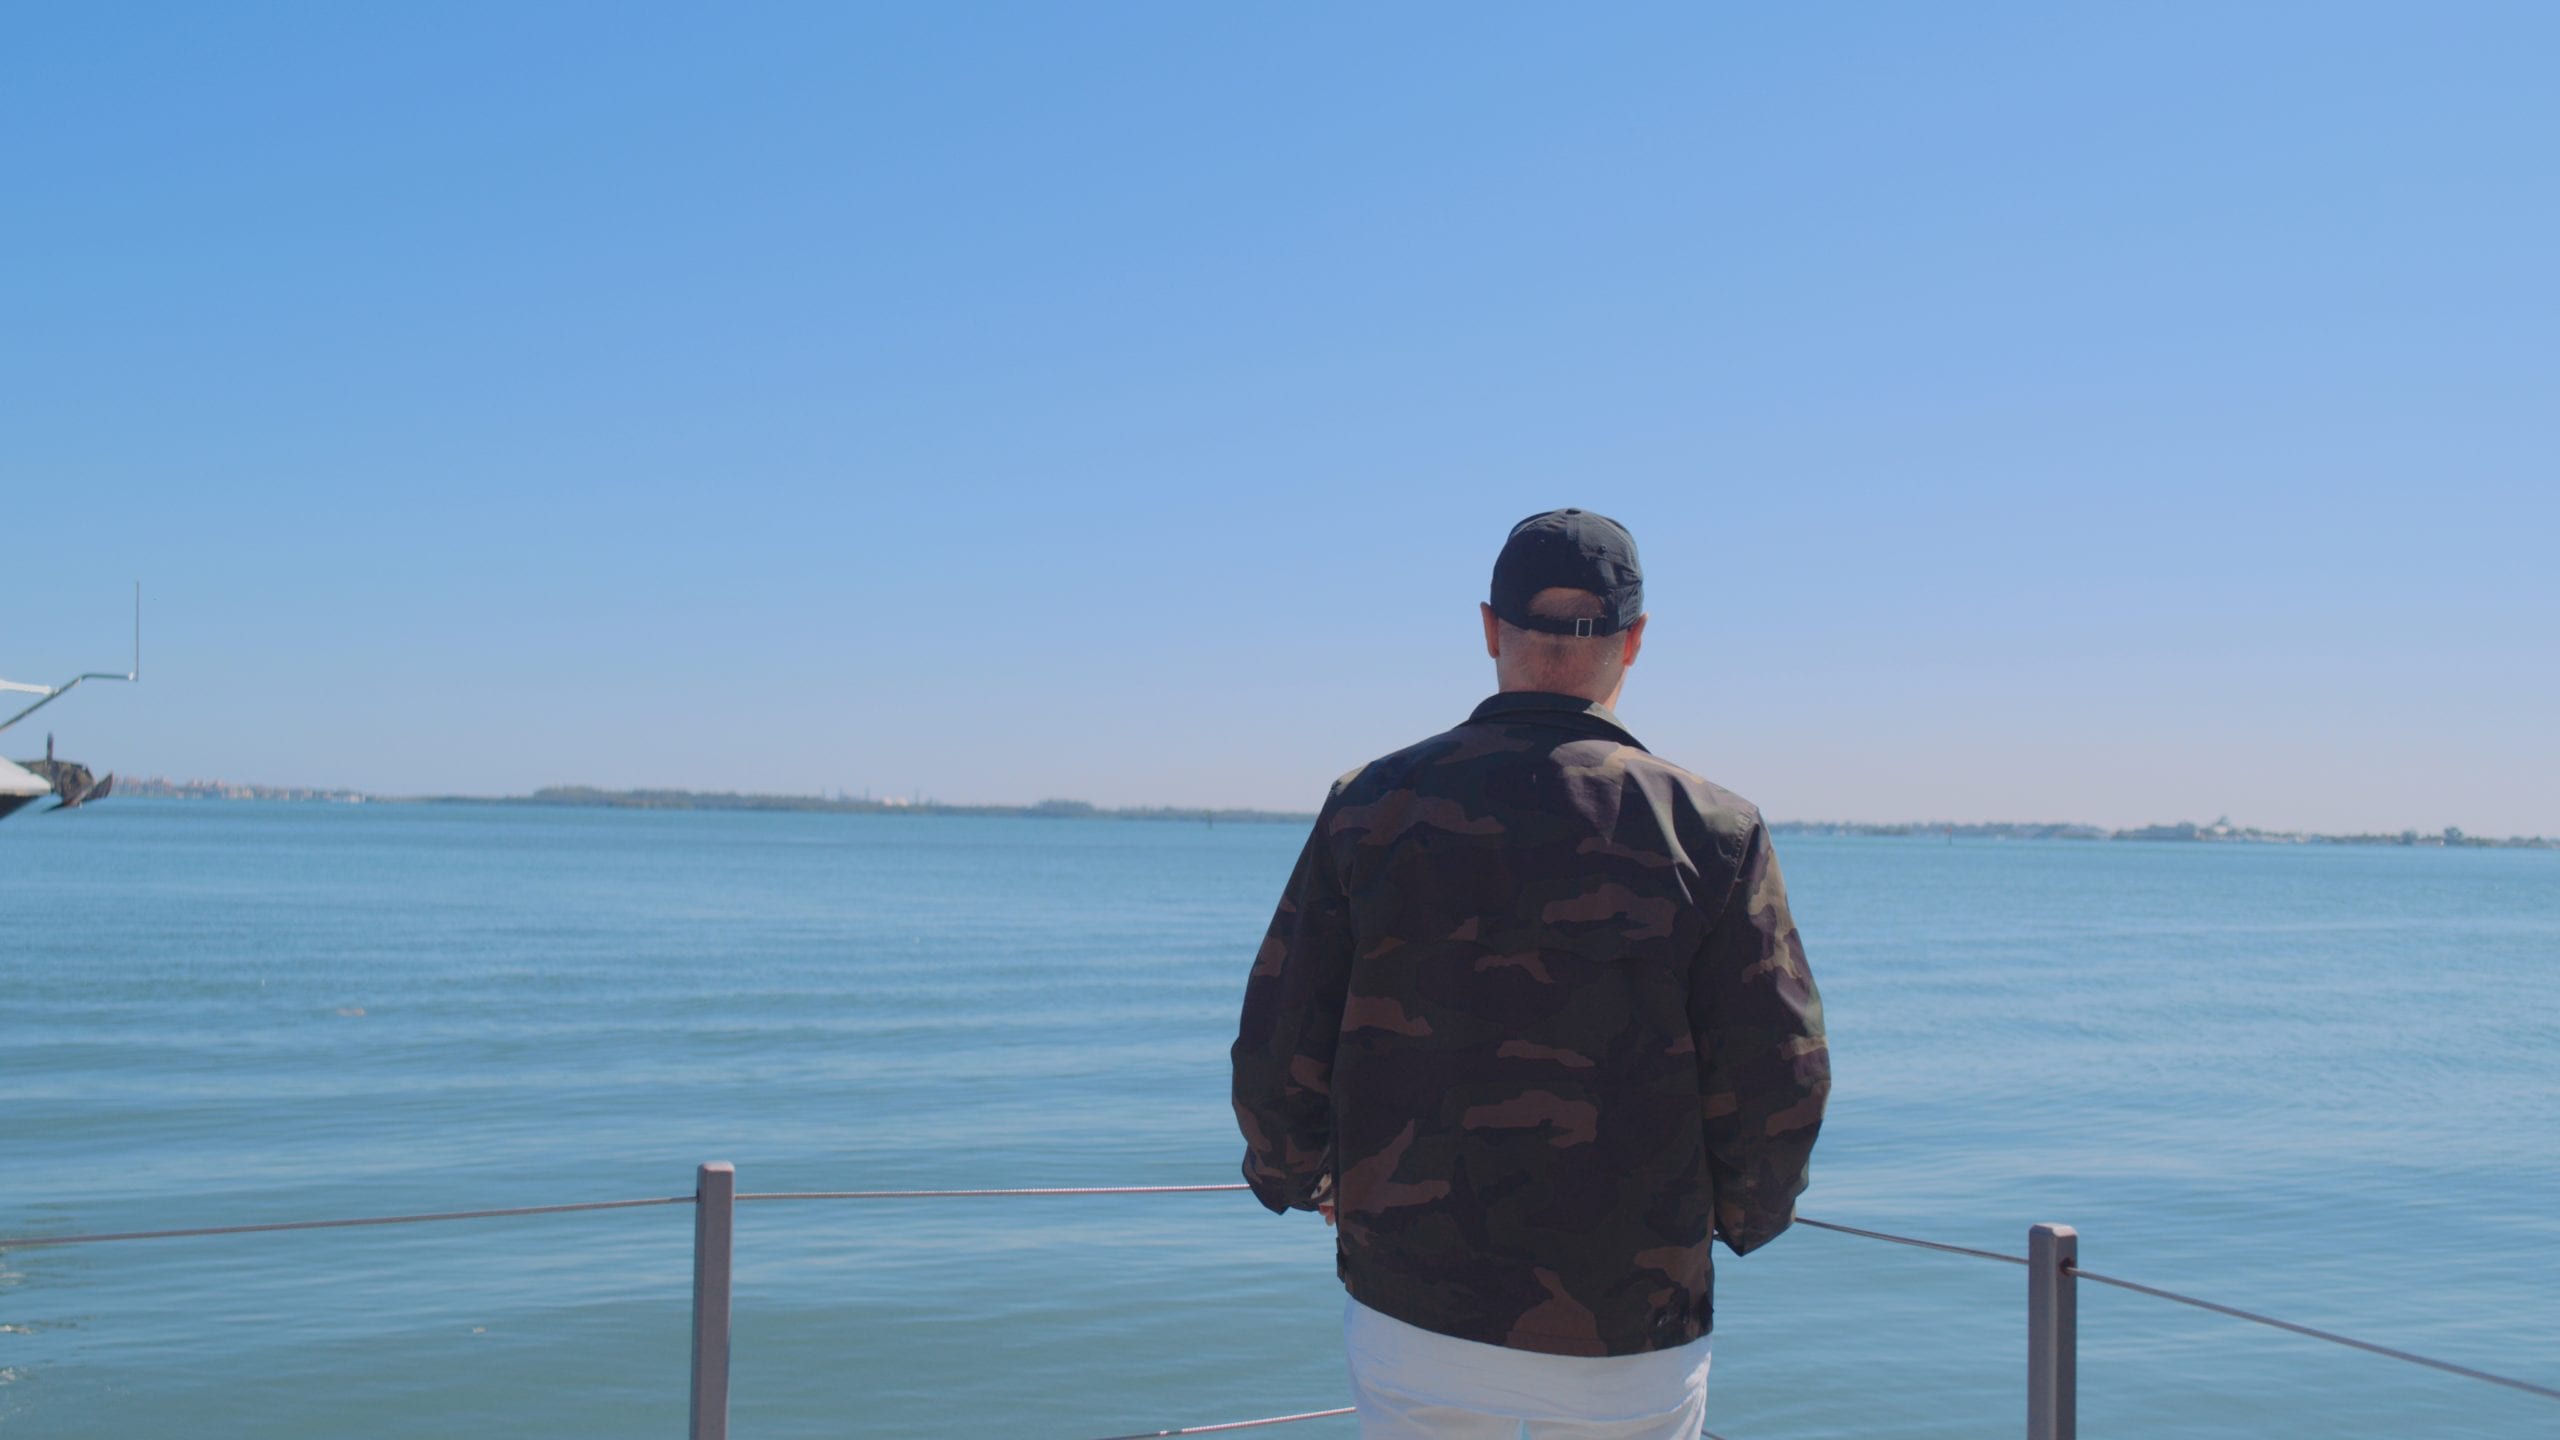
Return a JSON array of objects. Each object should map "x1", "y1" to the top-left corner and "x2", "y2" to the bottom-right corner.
[{"x1": 3, "y1": 801, "x2": 2555, "y2": 1438}]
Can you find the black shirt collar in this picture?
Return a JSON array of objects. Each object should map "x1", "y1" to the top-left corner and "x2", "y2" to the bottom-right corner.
[{"x1": 1466, "y1": 690, "x2": 1647, "y2": 750}]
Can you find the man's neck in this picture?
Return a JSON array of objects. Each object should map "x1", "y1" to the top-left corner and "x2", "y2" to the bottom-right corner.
[{"x1": 1495, "y1": 679, "x2": 1625, "y2": 710}]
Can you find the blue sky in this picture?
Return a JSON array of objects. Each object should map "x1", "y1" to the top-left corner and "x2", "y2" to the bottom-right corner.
[{"x1": 6, "y1": 4, "x2": 2554, "y2": 834}]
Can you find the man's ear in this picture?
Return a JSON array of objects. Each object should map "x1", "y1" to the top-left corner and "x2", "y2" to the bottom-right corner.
[
  {"x1": 1481, "y1": 602, "x2": 1502, "y2": 659},
  {"x1": 1621, "y1": 614, "x2": 1648, "y2": 668}
]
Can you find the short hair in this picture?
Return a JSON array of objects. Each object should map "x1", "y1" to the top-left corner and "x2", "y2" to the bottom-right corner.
[{"x1": 1496, "y1": 587, "x2": 1624, "y2": 693}]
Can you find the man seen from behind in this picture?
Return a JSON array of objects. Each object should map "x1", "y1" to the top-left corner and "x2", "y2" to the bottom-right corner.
[{"x1": 1231, "y1": 508, "x2": 1830, "y2": 1440}]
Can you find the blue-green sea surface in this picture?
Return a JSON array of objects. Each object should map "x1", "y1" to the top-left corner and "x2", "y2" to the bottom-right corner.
[{"x1": 3, "y1": 802, "x2": 2555, "y2": 1438}]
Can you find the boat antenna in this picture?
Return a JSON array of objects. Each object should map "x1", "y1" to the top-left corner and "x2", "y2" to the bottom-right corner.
[{"x1": 0, "y1": 582, "x2": 142, "y2": 735}]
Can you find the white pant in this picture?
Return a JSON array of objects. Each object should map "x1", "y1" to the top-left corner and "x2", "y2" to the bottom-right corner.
[{"x1": 1343, "y1": 1297, "x2": 1712, "y2": 1440}]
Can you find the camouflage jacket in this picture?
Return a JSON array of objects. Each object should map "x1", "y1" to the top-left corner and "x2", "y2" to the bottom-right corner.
[{"x1": 1231, "y1": 691, "x2": 1829, "y2": 1357}]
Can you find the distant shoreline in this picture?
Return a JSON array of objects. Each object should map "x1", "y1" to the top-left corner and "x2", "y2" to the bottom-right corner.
[
  {"x1": 101, "y1": 777, "x2": 2560, "y2": 847},
  {"x1": 112, "y1": 779, "x2": 1316, "y2": 826},
  {"x1": 1770, "y1": 819, "x2": 2557, "y2": 850}
]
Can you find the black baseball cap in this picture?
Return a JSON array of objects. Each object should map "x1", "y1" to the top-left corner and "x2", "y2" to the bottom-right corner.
[{"x1": 1489, "y1": 509, "x2": 1644, "y2": 637}]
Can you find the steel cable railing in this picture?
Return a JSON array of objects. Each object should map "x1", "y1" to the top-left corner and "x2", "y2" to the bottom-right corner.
[
  {"x1": 1792, "y1": 1215, "x2": 2028, "y2": 1267},
  {"x1": 0, "y1": 1195, "x2": 692, "y2": 1249},
  {"x1": 2065, "y1": 1263, "x2": 2560, "y2": 1404},
  {"x1": 5, "y1": 1173, "x2": 2557, "y2": 1437},
  {"x1": 738, "y1": 1183, "x2": 1256, "y2": 1203},
  {"x1": 1077, "y1": 1406, "x2": 1356, "y2": 1438}
]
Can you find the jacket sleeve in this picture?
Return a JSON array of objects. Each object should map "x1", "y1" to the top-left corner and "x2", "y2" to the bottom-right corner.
[
  {"x1": 1691, "y1": 819, "x2": 1830, "y2": 1254},
  {"x1": 1230, "y1": 797, "x2": 1356, "y2": 1214}
]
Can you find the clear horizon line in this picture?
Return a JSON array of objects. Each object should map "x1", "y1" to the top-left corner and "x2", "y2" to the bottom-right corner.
[{"x1": 92, "y1": 776, "x2": 2560, "y2": 845}]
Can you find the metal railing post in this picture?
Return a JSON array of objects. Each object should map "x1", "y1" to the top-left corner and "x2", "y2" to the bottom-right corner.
[
  {"x1": 691, "y1": 1162, "x2": 736, "y2": 1440},
  {"x1": 2028, "y1": 1223, "x2": 2078, "y2": 1440}
]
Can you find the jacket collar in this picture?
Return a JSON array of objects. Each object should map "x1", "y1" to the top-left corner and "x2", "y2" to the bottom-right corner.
[{"x1": 1467, "y1": 690, "x2": 1647, "y2": 751}]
